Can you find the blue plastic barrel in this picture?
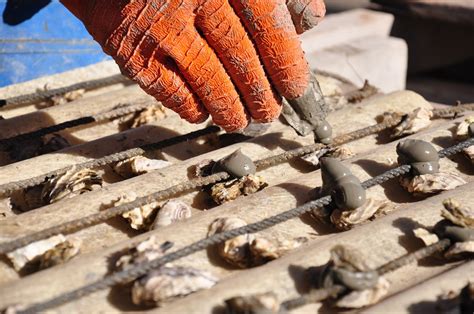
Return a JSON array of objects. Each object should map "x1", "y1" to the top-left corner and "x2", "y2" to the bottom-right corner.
[{"x1": 0, "y1": 0, "x2": 110, "y2": 87}]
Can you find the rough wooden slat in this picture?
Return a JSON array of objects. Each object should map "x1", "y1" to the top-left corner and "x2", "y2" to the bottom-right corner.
[
  {"x1": 300, "y1": 9, "x2": 394, "y2": 53},
  {"x1": 0, "y1": 85, "x2": 153, "y2": 141},
  {"x1": 0, "y1": 61, "x2": 121, "y2": 118},
  {"x1": 309, "y1": 36, "x2": 408, "y2": 92},
  {"x1": 365, "y1": 262, "x2": 474, "y2": 314}
]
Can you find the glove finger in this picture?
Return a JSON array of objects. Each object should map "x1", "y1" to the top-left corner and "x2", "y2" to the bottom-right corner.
[
  {"x1": 286, "y1": 0, "x2": 326, "y2": 34},
  {"x1": 195, "y1": 0, "x2": 281, "y2": 123},
  {"x1": 136, "y1": 53, "x2": 209, "y2": 124},
  {"x1": 167, "y1": 28, "x2": 250, "y2": 132},
  {"x1": 229, "y1": 0, "x2": 311, "y2": 100},
  {"x1": 75, "y1": 0, "x2": 208, "y2": 124},
  {"x1": 96, "y1": 0, "x2": 249, "y2": 131}
]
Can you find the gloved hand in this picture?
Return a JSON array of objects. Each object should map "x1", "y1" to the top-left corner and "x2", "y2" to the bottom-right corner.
[{"x1": 60, "y1": 0, "x2": 326, "y2": 132}]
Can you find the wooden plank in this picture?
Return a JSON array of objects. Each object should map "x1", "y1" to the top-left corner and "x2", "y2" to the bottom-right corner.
[
  {"x1": 308, "y1": 36, "x2": 408, "y2": 92},
  {"x1": 0, "y1": 85, "x2": 152, "y2": 140},
  {"x1": 366, "y1": 262, "x2": 474, "y2": 313},
  {"x1": 0, "y1": 61, "x2": 121, "y2": 119},
  {"x1": 300, "y1": 9, "x2": 394, "y2": 53}
]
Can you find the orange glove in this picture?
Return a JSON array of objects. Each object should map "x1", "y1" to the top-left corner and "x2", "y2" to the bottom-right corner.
[{"x1": 60, "y1": 0, "x2": 326, "y2": 132}]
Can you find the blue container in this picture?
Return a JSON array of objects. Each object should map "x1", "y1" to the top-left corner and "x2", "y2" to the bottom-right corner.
[{"x1": 0, "y1": 0, "x2": 110, "y2": 87}]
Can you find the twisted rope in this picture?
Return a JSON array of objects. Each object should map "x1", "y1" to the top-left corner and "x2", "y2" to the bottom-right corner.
[
  {"x1": 376, "y1": 238, "x2": 452, "y2": 275},
  {"x1": 0, "y1": 125, "x2": 221, "y2": 196},
  {"x1": 255, "y1": 112, "x2": 403, "y2": 169},
  {"x1": 0, "y1": 102, "x2": 151, "y2": 147},
  {"x1": 0, "y1": 74, "x2": 129, "y2": 108},
  {"x1": 281, "y1": 285, "x2": 345, "y2": 310},
  {"x1": 432, "y1": 103, "x2": 474, "y2": 119}
]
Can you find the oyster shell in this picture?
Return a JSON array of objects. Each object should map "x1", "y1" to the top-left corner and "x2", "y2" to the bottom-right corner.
[
  {"x1": 414, "y1": 226, "x2": 473, "y2": 259},
  {"x1": 392, "y1": 107, "x2": 433, "y2": 138},
  {"x1": 462, "y1": 146, "x2": 474, "y2": 163},
  {"x1": 454, "y1": 117, "x2": 474, "y2": 163},
  {"x1": 208, "y1": 217, "x2": 255, "y2": 268},
  {"x1": 400, "y1": 172, "x2": 466, "y2": 196},
  {"x1": 439, "y1": 199, "x2": 474, "y2": 258},
  {"x1": 442, "y1": 198, "x2": 474, "y2": 228},
  {"x1": 248, "y1": 238, "x2": 280, "y2": 263},
  {"x1": 301, "y1": 146, "x2": 352, "y2": 168},
  {"x1": 117, "y1": 237, "x2": 217, "y2": 306},
  {"x1": 225, "y1": 292, "x2": 280, "y2": 314},
  {"x1": 113, "y1": 156, "x2": 171, "y2": 178},
  {"x1": 116, "y1": 236, "x2": 172, "y2": 271},
  {"x1": 130, "y1": 104, "x2": 167, "y2": 128},
  {"x1": 114, "y1": 103, "x2": 166, "y2": 129},
  {"x1": 249, "y1": 237, "x2": 307, "y2": 266},
  {"x1": 110, "y1": 192, "x2": 159, "y2": 230},
  {"x1": 208, "y1": 218, "x2": 306, "y2": 268},
  {"x1": 454, "y1": 116, "x2": 474, "y2": 140},
  {"x1": 300, "y1": 147, "x2": 328, "y2": 167},
  {"x1": 330, "y1": 198, "x2": 390, "y2": 230},
  {"x1": 434, "y1": 282, "x2": 474, "y2": 314},
  {"x1": 210, "y1": 174, "x2": 267, "y2": 205},
  {"x1": 413, "y1": 199, "x2": 474, "y2": 258},
  {"x1": 151, "y1": 200, "x2": 191, "y2": 229},
  {"x1": 321, "y1": 245, "x2": 389, "y2": 308},
  {"x1": 6, "y1": 234, "x2": 67, "y2": 271},
  {"x1": 50, "y1": 89, "x2": 85, "y2": 106},
  {"x1": 37, "y1": 238, "x2": 82, "y2": 270},
  {"x1": 42, "y1": 167, "x2": 103, "y2": 204},
  {"x1": 328, "y1": 146, "x2": 354, "y2": 160},
  {"x1": 413, "y1": 228, "x2": 439, "y2": 246},
  {"x1": 132, "y1": 266, "x2": 217, "y2": 306}
]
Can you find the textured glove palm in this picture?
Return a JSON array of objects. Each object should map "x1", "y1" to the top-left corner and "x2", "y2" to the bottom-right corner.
[{"x1": 61, "y1": 0, "x2": 325, "y2": 131}]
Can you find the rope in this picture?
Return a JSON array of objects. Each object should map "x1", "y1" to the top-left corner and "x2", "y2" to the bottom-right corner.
[
  {"x1": 15, "y1": 138, "x2": 473, "y2": 313},
  {"x1": 0, "y1": 102, "x2": 151, "y2": 147},
  {"x1": 432, "y1": 103, "x2": 474, "y2": 119},
  {"x1": 281, "y1": 285, "x2": 345, "y2": 310},
  {"x1": 0, "y1": 125, "x2": 221, "y2": 196},
  {"x1": 255, "y1": 113, "x2": 403, "y2": 169},
  {"x1": 376, "y1": 238, "x2": 452, "y2": 275},
  {"x1": 0, "y1": 74, "x2": 129, "y2": 108}
]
